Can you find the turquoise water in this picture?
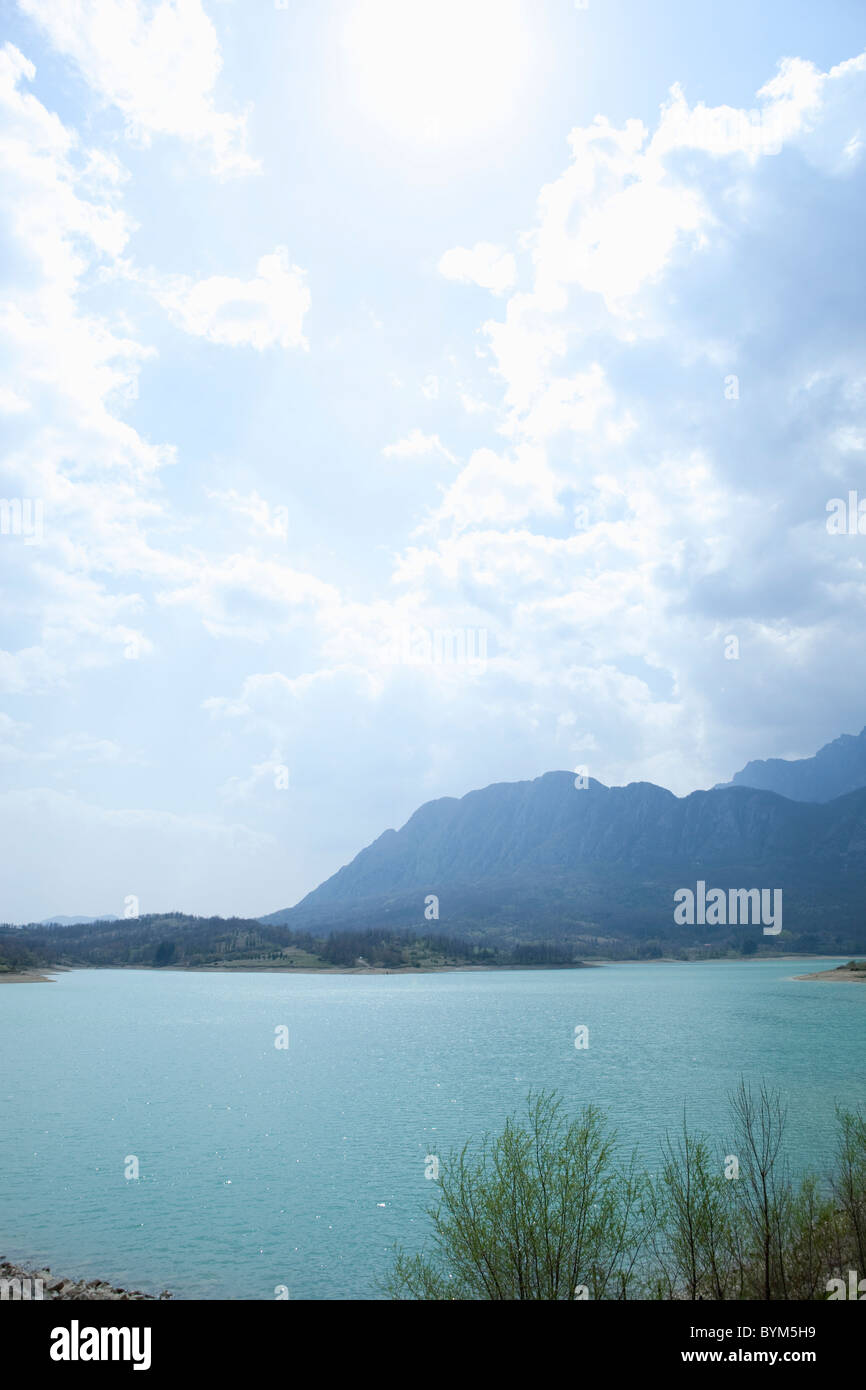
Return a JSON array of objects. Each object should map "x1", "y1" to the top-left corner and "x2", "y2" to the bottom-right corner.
[{"x1": 0, "y1": 961, "x2": 862, "y2": 1300}]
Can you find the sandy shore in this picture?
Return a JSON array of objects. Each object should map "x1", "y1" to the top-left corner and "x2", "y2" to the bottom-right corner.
[
  {"x1": 792, "y1": 966, "x2": 866, "y2": 983},
  {"x1": 0, "y1": 970, "x2": 56, "y2": 983}
]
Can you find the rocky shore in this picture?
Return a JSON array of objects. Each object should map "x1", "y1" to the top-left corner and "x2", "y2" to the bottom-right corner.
[{"x1": 0, "y1": 1258, "x2": 171, "y2": 1300}]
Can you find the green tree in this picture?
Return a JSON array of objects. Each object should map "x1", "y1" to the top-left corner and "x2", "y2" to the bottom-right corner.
[
  {"x1": 650, "y1": 1113, "x2": 741, "y2": 1300},
  {"x1": 383, "y1": 1091, "x2": 652, "y2": 1300},
  {"x1": 728, "y1": 1078, "x2": 792, "y2": 1299},
  {"x1": 153, "y1": 940, "x2": 176, "y2": 967},
  {"x1": 832, "y1": 1104, "x2": 866, "y2": 1273}
]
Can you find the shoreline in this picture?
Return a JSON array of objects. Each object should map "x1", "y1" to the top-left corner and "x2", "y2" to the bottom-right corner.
[
  {"x1": 0, "y1": 970, "x2": 57, "y2": 983},
  {"x1": 2, "y1": 954, "x2": 849, "y2": 981},
  {"x1": 0, "y1": 1258, "x2": 169, "y2": 1301},
  {"x1": 791, "y1": 965, "x2": 866, "y2": 983}
]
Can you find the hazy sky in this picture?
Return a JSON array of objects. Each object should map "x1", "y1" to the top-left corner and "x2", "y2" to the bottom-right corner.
[{"x1": 1, "y1": 0, "x2": 865, "y2": 922}]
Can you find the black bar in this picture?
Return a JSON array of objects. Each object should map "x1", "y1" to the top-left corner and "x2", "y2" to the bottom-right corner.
[{"x1": 8, "y1": 1296, "x2": 853, "y2": 1376}]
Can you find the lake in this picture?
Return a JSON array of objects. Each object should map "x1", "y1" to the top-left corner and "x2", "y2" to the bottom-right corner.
[{"x1": 0, "y1": 960, "x2": 861, "y2": 1299}]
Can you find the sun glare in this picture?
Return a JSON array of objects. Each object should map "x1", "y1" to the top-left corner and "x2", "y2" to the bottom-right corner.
[{"x1": 343, "y1": 0, "x2": 532, "y2": 145}]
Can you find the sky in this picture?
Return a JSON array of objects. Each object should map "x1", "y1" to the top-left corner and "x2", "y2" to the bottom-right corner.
[{"x1": 1, "y1": 0, "x2": 865, "y2": 923}]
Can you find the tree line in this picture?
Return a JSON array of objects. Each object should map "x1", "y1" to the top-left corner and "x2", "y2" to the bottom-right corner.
[{"x1": 0, "y1": 914, "x2": 586, "y2": 971}]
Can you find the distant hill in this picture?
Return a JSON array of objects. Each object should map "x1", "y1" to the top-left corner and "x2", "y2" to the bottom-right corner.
[
  {"x1": 260, "y1": 773, "x2": 866, "y2": 947},
  {"x1": 0, "y1": 913, "x2": 566, "y2": 972},
  {"x1": 39, "y1": 914, "x2": 119, "y2": 926},
  {"x1": 725, "y1": 727, "x2": 866, "y2": 802}
]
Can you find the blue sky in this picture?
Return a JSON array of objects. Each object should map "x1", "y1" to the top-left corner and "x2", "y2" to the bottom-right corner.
[{"x1": 1, "y1": 0, "x2": 865, "y2": 922}]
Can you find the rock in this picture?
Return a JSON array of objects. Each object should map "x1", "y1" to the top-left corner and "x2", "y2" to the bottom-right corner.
[{"x1": 0, "y1": 1258, "x2": 164, "y2": 1299}]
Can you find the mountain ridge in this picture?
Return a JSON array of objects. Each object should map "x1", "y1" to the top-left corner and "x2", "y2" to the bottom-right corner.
[
  {"x1": 261, "y1": 772, "x2": 866, "y2": 944},
  {"x1": 724, "y1": 726, "x2": 866, "y2": 802},
  {"x1": 39, "y1": 915, "x2": 119, "y2": 927}
]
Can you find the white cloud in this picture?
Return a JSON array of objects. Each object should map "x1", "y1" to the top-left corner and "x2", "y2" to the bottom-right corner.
[
  {"x1": 208, "y1": 489, "x2": 289, "y2": 540},
  {"x1": 458, "y1": 386, "x2": 492, "y2": 415},
  {"x1": 0, "y1": 385, "x2": 31, "y2": 412},
  {"x1": 18, "y1": 0, "x2": 258, "y2": 175},
  {"x1": 219, "y1": 749, "x2": 289, "y2": 803},
  {"x1": 155, "y1": 553, "x2": 341, "y2": 642},
  {"x1": 0, "y1": 44, "x2": 180, "y2": 693},
  {"x1": 383, "y1": 429, "x2": 456, "y2": 464},
  {"x1": 427, "y1": 444, "x2": 562, "y2": 531},
  {"x1": 0, "y1": 647, "x2": 65, "y2": 696},
  {"x1": 438, "y1": 241, "x2": 517, "y2": 295},
  {"x1": 0, "y1": 42, "x2": 166, "y2": 491},
  {"x1": 151, "y1": 249, "x2": 310, "y2": 350},
  {"x1": 374, "y1": 47, "x2": 866, "y2": 796},
  {"x1": 513, "y1": 362, "x2": 616, "y2": 444},
  {"x1": 0, "y1": 729, "x2": 137, "y2": 764}
]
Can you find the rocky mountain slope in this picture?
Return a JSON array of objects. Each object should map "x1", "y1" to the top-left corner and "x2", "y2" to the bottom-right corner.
[{"x1": 262, "y1": 774, "x2": 866, "y2": 944}]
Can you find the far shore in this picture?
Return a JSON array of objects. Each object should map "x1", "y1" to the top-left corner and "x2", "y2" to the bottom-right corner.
[
  {"x1": 1, "y1": 954, "x2": 850, "y2": 981},
  {"x1": 0, "y1": 970, "x2": 57, "y2": 984}
]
